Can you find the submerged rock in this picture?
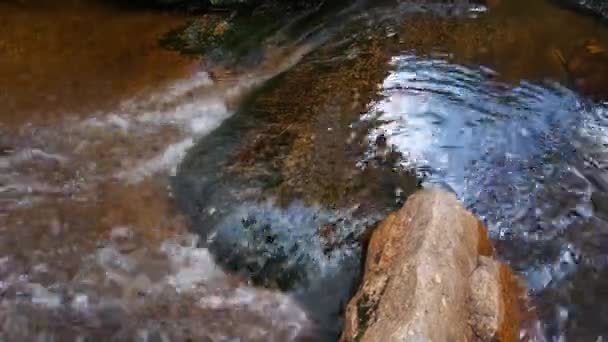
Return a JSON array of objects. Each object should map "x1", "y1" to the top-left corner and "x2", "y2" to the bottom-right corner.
[
  {"x1": 341, "y1": 189, "x2": 534, "y2": 342},
  {"x1": 555, "y1": 39, "x2": 608, "y2": 100}
]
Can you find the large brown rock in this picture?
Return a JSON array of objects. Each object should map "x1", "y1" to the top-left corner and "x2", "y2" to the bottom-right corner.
[{"x1": 341, "y1": 189, "x2": 528, "y2": 342}]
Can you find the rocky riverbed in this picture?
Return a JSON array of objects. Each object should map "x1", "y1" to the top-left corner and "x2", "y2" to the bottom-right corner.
[{"x1": 2, "y1": 0, "x2": 608, "y2": 340}]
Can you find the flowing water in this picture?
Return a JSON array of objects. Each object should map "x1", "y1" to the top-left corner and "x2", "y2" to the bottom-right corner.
[{"x1": 2, "y1": 0, "x2": 608, "y2": 340}]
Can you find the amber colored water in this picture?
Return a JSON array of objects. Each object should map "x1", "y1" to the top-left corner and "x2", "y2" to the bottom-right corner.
[
  {"x1": 0, "y1": 0, "x2": 197, "y2": 267},
  {"x1": 0, "y1": 0, "x2": 196, "y2": 127},
  {"x1": 398, "y1": 0, "x2": 608, "y2": 86},
  {"x1": 0, "y1": 1, "x2": 321, "y2": 340}
]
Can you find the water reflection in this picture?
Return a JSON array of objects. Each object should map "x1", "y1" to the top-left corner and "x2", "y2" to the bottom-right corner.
[
  {"x1": 367, "y1": 55, "x2": 581, "y2": 222},
  {"x1": 364, "y1": 53, "x2": 608, "y2": 339}
]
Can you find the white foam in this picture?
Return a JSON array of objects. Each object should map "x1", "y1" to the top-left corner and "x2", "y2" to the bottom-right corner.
[
  {"x1": 96, "y1": 246, "x2": 138, "y2": 275},
  {"x1": 197, "y1": 287, "x2": 310, "y2": 339},
  {"x1": 70, "y1": 294, "x2": 89, "y2": 311},
  {"x1": 163, "y1": 71, "x2": 215, "y2": 99},
  {"x1": 107, "y1": 114, "x2": 130, "y2": 131},
  {"x1": 161, "y1": 235, "x2": 227, "y2": 291},
  {"x1": 113, "y1": 82, "x2": 243, "y2": 182},
  {"x1": 27, "y1": 283, "x2": 62, "y2": 308},
  {"x1": 87, "y1": 44, "x2": 315, "y2": 185},
  {"x1": 136, "y1": 97, "x2": 228, "y2": 130},
  {"x1": 118, "y1": 138, "x2": 195, "y2": 183},
  {"x1": 0, "y1": 149, "x2": 67, "y2": 169},
  {"x1": 121, "y1": 71, "x2": 214, "y2": 111}
]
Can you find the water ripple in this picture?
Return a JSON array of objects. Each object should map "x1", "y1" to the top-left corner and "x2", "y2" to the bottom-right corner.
[{"x1": 363, "y1": 53, "x2": 608, "y2": 338}]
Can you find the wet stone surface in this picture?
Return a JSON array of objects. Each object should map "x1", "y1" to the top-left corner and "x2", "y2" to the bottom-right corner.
[{"x1": 174, "y1": 20, "x2": 422, "y2": 339}]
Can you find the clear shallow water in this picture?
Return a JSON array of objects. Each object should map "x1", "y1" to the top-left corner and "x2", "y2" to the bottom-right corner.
[
  {"x1": 0, "y1": 68, "x2": 318, "y2": 340},
  {"x1": 1, "y1": 0, "x2": 425, "y2": 339},
  {"x1": 0, "y1": 1, "x2": 323, "y2": 338}
]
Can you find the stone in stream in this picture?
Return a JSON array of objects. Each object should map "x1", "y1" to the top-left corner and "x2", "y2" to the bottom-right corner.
[{"x1": 341, "y1": 189, "x2": 540, "y2": 342}]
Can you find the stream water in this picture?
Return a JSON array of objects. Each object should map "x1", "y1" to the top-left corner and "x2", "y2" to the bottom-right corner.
[{"x1": 2, "y1": 0, "x2": 608, "y2": 340}]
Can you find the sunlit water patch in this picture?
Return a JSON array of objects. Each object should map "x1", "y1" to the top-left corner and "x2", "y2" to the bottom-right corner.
[{"x1": 363, "y1": 53, "x2": 608, "y2": 339}]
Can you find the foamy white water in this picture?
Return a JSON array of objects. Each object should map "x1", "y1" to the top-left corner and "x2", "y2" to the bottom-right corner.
[{"x1": 0, "y1": 43, "x2": 319, "y2": 341}]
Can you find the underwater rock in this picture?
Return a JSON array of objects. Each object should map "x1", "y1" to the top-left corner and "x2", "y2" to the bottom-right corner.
[{"x1": 555, "y1": 39, "x2": 608, "y2": 100}]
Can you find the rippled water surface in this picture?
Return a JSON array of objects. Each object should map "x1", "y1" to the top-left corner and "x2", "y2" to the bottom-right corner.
[
  {"x1": 1, "y1": 0, "x2": 324, "y2": 340},
  {"x1": 3, "y1": 0, "x2": 608, "y2": 340}
]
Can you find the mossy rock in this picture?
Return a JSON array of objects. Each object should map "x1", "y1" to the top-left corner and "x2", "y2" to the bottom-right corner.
[
  {"x1": 554, "y1": 39, "x2": 608, "y2": 100},
  {"x1": 160, "y1": 14, "x2": 282, "y2": 64},
  {"x1": 159, "y1": 0, "x2": 347, "y2": 65}
]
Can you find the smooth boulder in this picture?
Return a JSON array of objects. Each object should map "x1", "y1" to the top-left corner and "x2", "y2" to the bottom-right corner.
[{"x1": 341, "y1": 189, "x2": 527, "y2": 342}]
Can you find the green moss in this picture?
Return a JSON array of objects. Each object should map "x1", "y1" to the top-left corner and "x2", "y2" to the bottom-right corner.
[
  {"x1": 160, "y1": 14, "x2": 281, "y2": 62},
  {"x1": 355, "y1": 293, "x2": 375, "y2": 341},
  {"x1": 159, "y1": 0, "x2": 355, "y2": 64},
  {"x1": 158, "y1": 0, "x2": 319, "y2": 61}
]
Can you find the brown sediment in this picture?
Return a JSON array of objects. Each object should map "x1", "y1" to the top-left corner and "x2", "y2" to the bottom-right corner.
[
  {"x1": 562, "y1": 39, "x2": 608, "y2": 100},
  {"x1": 0, "y1": 0, "x2": 196, "y2": 127},
  {"x1": 225, "y1": 33, "x2": 418, "y2": 207},
  {"x1": 96, "y1": 180, "x2": 191, "y2": 244},
  {"x1": 397, "y1": 0, "x2": 608, "y2": 88}
]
